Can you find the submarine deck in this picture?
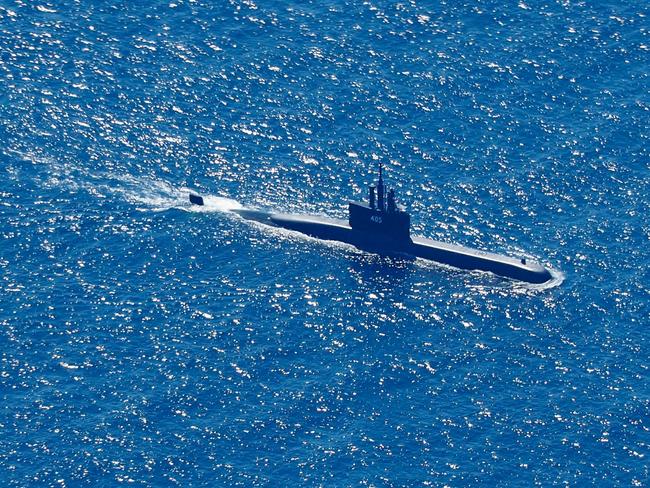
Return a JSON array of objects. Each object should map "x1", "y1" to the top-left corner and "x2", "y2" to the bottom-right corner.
[{"x1": 230, "y1": 208, "x2": 551, "y2": 283}]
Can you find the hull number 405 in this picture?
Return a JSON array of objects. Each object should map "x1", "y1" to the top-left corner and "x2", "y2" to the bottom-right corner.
[{"x1": 371, "y1": 215, "x2": 383, "y2": 224}]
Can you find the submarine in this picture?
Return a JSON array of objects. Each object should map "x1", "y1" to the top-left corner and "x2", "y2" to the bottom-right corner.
[{"x1": 189, "y1": 165, "x2": 553, "y2": 284}]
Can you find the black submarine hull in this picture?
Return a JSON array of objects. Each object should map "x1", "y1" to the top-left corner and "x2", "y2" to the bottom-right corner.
[{"x1": 230, "y1": 208, "x2": 553, "y2": 284}]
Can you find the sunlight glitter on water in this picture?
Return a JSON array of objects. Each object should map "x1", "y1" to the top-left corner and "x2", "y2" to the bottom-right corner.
[{"x1": 0, "y1": 0, "x2": 647, "y2": 486}]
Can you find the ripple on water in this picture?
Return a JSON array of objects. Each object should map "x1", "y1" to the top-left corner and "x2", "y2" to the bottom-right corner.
[{"x1": 0, "y1": 0, "x2": 648, "y2": 486}]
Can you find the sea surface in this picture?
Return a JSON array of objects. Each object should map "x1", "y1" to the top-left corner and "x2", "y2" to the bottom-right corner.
[{"x1": 0, "y1": 0, "x2": 648, "y2": 486}]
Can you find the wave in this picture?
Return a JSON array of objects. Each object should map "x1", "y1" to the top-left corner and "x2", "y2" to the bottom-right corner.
[
  {"x1": 20, "y1": 153, "x2": 243, "y2": 213},
  {"x1": 112, "y1": 176, "x2": 242, "y2": 214}
]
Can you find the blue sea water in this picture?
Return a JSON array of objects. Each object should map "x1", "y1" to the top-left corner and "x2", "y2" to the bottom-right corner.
[{"x1": 0, "y1": 0, "x2": 648, "y2": 485}]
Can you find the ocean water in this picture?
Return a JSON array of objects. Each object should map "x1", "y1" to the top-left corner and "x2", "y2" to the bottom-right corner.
[{"x1": 0, "y1": 0, "x2": 648, "y2": 485}]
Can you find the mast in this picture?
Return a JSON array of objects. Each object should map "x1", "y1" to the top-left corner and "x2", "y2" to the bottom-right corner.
[
  {"x1": 387, "y1": 188, "x2": 396, "y2": 213},
  {"x1": 377, "y1": 163, "x2": 385, "y2": 212}
]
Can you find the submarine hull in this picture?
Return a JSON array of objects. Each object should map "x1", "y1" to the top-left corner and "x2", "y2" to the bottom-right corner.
[{"x1": 231, "y1": 209, "x2": 553, "y2": 284}]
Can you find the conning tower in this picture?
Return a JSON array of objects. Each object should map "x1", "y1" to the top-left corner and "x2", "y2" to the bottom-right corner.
[{"x1": 348, "y1": 164, "x2": 411, "y2": 242}]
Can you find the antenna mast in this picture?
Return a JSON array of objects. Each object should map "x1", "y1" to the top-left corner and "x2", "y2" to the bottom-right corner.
[{"x1": 377, "y1": 163, "x2": 385, "y2": 212}]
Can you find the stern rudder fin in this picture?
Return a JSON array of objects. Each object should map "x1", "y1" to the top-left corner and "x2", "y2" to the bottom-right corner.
[{"x1": 189, "y1": 193, "x2": 204, "y2": 206}]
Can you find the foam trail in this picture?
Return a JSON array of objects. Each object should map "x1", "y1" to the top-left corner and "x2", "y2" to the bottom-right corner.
[
  {"x1": 40, "y1": 160, "x2": 243, "y2": 214},
  {"x1": 74, "y1": 170, "x2": 242, "y2": 213},
  {"x1": 12, "y1": 148, "x2": 243, "y2": 213},
  {"x1": 116, "y1": 178, "x2": 186, "y2": 211},
  {"x1": 89, "y1": 171, "x2": 243, "y2": 213},
  {"x1": 126, "y1": 183, "x2": 242, "y2": 214},
  {"x1": 194, "y1": 195, "x2": 243, "y2": 212}
]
